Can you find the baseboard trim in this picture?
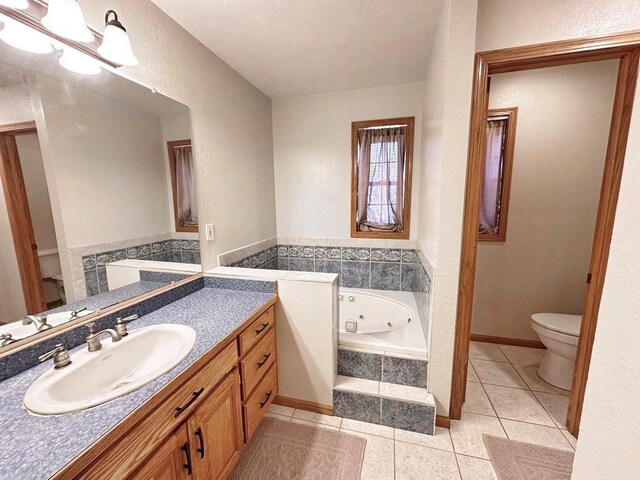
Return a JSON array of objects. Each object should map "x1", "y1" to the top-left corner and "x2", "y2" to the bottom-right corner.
[
  {"x1": 436, "y1": 415, "x2": 451, "y2": 429},
  {"x1": 273, "y1": 395, "x2": 333, "y2": 416},
  {"x1": 471, "y1": 334, "x2": 545, "y2": 349}
]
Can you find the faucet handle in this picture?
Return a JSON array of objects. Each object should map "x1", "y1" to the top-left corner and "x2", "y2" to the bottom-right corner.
[
  {"x1": 86, "y1": 322, "x2": 97, "y2": 335},
  {"x1": 115, "y1": 314, "x2": 138, "y2": 337},
  {"x1": 0, "y1": 333, "x2": 15, "y2": 346},
  {"x1": 39, "y1": 344, "x2": 71, "y2": 369}
]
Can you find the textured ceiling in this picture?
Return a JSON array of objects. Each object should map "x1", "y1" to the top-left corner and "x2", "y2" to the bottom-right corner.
[{"x1": 151, "y1": 0, "x2": 443, "y2": 98}]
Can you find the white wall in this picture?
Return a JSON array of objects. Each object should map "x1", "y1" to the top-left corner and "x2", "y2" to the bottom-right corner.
[
  {"x1": 0, "y1": 84, "x2": 34, "y2": 323},
  {"x1": 473, "y1": 1, "x2": 640, "y2": 478},
  {"x1": 418, "y1": 0, "x2": 478, "y2": 415},
  {"x1": 272, "y1": 82, "x2": 423, "y2": 240},
  {"x1": 80, "y1": 0, "x2": 277, "y2": 269},
  {"x1": 472, "y1": 61, "x2": 617, "y2": 341}
]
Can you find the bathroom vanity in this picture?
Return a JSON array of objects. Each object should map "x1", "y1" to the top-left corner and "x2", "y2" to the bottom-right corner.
[{"x1": 0, "y1": 279, "x2": 279, "y2": 480}]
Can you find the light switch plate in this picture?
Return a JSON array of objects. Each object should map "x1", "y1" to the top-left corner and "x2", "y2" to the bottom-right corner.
[{"x1": 205, "y1": 223, "x2": 214, "y2": 241}]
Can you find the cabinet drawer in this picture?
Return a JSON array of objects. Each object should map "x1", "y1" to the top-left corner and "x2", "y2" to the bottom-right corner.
[
  {"x1": 238, "y1": 306, "x2": 275, "y2": 356},
  {"x1": 243, "y1": 362, "x2": 278, "y2": 442},
  {"x1": 240, "y1": 328, "x2": 276, "y2": 400},
  {"x1": 77, "y1": 341, "x2": 238, "y2": 480}
]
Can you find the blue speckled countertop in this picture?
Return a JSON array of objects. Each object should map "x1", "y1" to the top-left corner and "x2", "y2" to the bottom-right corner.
[{"x1": 0, "y1": 285, "x2": 275, "y2": 480}]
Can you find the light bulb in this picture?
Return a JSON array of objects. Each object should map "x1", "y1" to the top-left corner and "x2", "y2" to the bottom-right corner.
[
  {"x1": 97, "y1": 10, "x2": 137, "y2": 66},
  {"x1": 42, "y1": 0, "x2": 93, "y2": 42},
  {"x1": 58, "y1": 47, "x2": 101, "y2": 75},
  {"x1": 0, "y1": 15, "x2": 53, "y2": 54},
  {"x1": 0, "y1": 0, "x2": 29, "y2": 9}
]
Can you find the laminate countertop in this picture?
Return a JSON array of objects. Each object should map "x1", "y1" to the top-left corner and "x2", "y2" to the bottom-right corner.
[{"x1": 0, "y1": 282, "x2": 276, "y2": 480}]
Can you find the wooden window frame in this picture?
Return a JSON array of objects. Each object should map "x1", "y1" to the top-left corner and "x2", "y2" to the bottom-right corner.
[
  {"x1": 449, "y1": 31, "x2": 640, "y2": 438},
  {"x1": 478, "y1": 107, "x2": 518, "y2": 242},
  {"x1": 166, "y1": 139, "x2": 198, "y2": 233},
  {"x1": 350, "y1": 116, "x2": 415, "y2": 240}
]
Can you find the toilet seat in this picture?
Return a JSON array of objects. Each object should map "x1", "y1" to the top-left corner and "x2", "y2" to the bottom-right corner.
[{"x1": 531, "y1": 313, "x2": 581, "y2": 337}]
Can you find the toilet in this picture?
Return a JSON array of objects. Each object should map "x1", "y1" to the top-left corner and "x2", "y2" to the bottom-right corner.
[{"x1": 530, "y1": 313, "x2": 582, "y2": 390}]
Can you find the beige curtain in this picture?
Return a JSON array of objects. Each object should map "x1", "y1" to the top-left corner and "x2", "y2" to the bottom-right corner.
[
  {"x1": 356, "y1": 126, "x2": 406, "y2": 232},
  {"x1": 480, "y1": 119, "x2": 506, "y2": 234},
  {"x1": 174, "y1": 145, "x2": 198, "y2": 226}
]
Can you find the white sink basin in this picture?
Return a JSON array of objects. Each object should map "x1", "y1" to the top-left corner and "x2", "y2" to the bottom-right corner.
[{"x1": 24, "y1": 324, "x2": 196, "y2": 415}]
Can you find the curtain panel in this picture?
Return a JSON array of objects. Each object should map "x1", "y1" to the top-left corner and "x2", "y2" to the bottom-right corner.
[{"x1": 173, "y1": 145, "x2": 198, "y2": 226}]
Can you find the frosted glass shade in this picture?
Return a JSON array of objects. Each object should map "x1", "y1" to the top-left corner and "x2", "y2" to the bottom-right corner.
[
  {"x1": 98, "y1": 23, "x2": 137, "y2": 66},
  {"x1": 59, "y1": 47, "x2": 100, "y2": 74},
  {"x1": 0, "y1": 15, "x2": 53, "y2": 54},
  {"x1": 42, "y1": 0, "x2": 93, "y2": 42},
  {"x1": 0, "y1": 0, "x2": 29, "y2": 9}
]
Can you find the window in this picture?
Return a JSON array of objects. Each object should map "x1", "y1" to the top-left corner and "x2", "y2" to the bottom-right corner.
[
  {"x1": 167, "y1": 139, "x2": 198, "y2": 233},
  {"x1": 351, "y1": 117, "x2": 414, "y2": 239},
  {"x1": 479, "y1": 108, "x2": 517, "y2": 242}
]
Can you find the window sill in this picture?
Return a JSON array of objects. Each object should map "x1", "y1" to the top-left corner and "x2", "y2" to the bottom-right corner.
[{"x1": 351, "y1": 229, "x2": 410, "y2": 240}]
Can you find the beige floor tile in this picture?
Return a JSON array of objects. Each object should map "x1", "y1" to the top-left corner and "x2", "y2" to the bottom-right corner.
[
  {"x1": 395, "y1": 426, "x2": 454, "y2": 452},
  {"x1": 497, "y1": 345, "x2": 544, "y2": 366},
  {"x1": 263, "y1": 411, "x2": 291, "y2": 421},
  {"x1": 267, "y1": 404, "x2": 295, "y2": 416},
  {"x1": 290, "y1": 418, "x2": 339, "y2": 431},
  {"x1": 395, "y1": 440, "x2": 461, "y2": 479},
  {"x1": 462, "y1": 382, "x2": 496, "y2": 416},
  {"x1": 469, "y1": 342, "x2": 508, "y2": 362},
  {"x1": 484, "y1": 385, "x2": 555, "y2": 426},
  {"x1": 292, "y1": 409, "x2": 342, "y2": 427},
  {"x1": 561, "y1": 429, "x2": 578, "y2": 449},
  {"x1": 467, "y1": 363, "x2": 480, "y2": 383},
  {"x1": 533, "y1": 391, "x2": 570, "y2": 428},
  {"x1": 513, "y1": 364, "x2": 569, "y2": 395},
  {"x1": 456, "y1": 454, "x2": 498, "y2": 480},
  {"x1": 341, "y1": 418, "x2": 394, "y2": 439},
  {"x1": 345, "y1": 430, "x2": 395, "y2": 480},
  {"x1": 471, "y1": 359, "x2": 528, "y2": 389},
  {"x1": 500, "y1": 419, "x2": 573, "y2": 451},
  {"x1": 450, "y1": 412, "x2": 506, "y2": 459}
]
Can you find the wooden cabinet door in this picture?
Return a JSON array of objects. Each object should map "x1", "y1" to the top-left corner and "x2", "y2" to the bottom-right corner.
[
  {"x1": 129, "y1": 426, "x2": 190, "y2": 480},
  {"x1": 187, "y1": 371, "x2": 244, "y2": 480}
]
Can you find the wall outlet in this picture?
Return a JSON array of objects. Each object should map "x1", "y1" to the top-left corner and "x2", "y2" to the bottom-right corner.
[{"x1": 205, "y1": 223, "x2": 214, "y2": 241}]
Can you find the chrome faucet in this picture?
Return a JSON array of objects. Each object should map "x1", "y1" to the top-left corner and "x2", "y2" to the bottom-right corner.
[
  {"x1": 22, "y1": 315, "x2": 52, "y2": 332},
  {"x1": 39, "y1": 344, "x2": 72, "y2": 369},
  {"x1": 0, "y1": 333, "x2": 16, "y2": 346},
  {"x1": 85, "y1": 322, "x2": 122, "y2": 352}
]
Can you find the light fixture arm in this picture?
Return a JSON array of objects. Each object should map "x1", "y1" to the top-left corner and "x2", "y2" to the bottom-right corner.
[{"x1": 104, "y1": 9, "x2": 125, "y2": 31}]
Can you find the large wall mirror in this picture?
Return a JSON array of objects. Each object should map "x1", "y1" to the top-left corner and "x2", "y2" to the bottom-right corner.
[{"x1": 0, "y1": 41, "x2": 201, "y2": 350}]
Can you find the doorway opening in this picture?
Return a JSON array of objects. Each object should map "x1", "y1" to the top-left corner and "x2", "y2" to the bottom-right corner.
[{"x1": 450, "y1": 32, "x2": 640, "y2": 437}]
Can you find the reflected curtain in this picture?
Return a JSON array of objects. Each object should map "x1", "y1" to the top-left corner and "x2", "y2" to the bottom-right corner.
[
  {"x1": 173, "y1": 145, "x2": 198, "y2": 226},
  {"x1": 480, "y1": 119, "x2": 506, "y2": 234},
  {"x1": 356, "y1": 126, "x2": 406, "y2": 232}
]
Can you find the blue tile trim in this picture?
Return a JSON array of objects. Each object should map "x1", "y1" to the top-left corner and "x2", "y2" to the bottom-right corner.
[{"x1": 203, "y1": 276, "x2": 276, "y2": 294}]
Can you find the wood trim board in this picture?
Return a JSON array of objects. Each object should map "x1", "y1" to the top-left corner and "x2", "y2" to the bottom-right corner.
[
  {"x1": 470, "y1": 334, "x2": 545, "y2": 350},
  {"x1": 450, "y1": 30, "x2": 640, "y2": 438},
  {"x1": 272, "y1": 395, "x2": 333, "y2": 416}
]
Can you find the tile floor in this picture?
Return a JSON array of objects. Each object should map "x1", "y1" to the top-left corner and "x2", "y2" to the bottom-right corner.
[{"x1": 265, "y1": 342, "x2": 577, "y2": 479}]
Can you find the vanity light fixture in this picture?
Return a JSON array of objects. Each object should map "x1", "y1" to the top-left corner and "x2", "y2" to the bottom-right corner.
[
  {"x1": 97, "y1": 10, "x2": 137, "y2": 66},
  {"x1": 0, "y1": 14, "x2": 52, "y2": 53},
  {"x1": 41, "y1": 0, "x2": 93, "y2": 42},
  {"x1": 58, "y1": 45, "x2": 100, "y2": 74},
  {"x1": 0, "y1": 0, "x2": 28, "y2": 9}
]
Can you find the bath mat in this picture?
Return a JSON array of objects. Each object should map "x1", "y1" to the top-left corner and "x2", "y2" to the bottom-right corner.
[
  {"x1": 483, "y1": 435, "x2": 574, "y2": 480},
  {"x1": 230, "y1": 417, "x2": 366, "y2": 480}
]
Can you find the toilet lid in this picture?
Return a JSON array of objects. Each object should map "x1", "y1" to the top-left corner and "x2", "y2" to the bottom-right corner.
[{"x1": 531, "y1": 313, "x2": 581, "y2": 337}]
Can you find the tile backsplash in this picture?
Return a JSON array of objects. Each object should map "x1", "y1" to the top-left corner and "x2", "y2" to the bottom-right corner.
[{"x1": 82, "y1": 239, "x2": 200, "y2": 297}]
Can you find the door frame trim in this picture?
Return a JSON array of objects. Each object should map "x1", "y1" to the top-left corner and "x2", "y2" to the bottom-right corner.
[{"x1": 450, "y1": 31, "x2": 640, "y2": 437}]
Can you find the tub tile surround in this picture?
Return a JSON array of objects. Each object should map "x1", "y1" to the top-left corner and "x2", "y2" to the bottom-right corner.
[
  {"x1": 0, "y1": 277, "x2": 276, "y2": 480},
  {"x1": 338, "y1": 348, "x2": 427, "y2": 387},
  {"x1": 81, "y1": 237, "x2": 201, "y2": 297}
]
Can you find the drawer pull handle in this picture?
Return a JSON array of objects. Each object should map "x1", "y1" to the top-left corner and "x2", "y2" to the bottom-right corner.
[
  {"x1": 195, "y1": 426, "x2": 205, "y2": 459},
  {"x1": 255, "y1": 323, "x2": 269, "y2": 335},
  {"x1": 181, "y1": 441, "x2": 193, "y2": 475},
  {"x1": 257, "y1": 353, "x2": 271, "y2": 368},
  {"x1": 259, "y1": 390, "x2": 273, "y2": 409},
  {"x1": 175, "y1": 387, "x2": 205, "y2": 418}
]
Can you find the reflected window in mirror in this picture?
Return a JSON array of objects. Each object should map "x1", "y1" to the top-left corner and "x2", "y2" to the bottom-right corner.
[
  {"x1": 479, "y1": 108, "x2": 518, "y2": 242},
  {"x1": 167, "y1": 140, "x2": 198, "y2": 233}
]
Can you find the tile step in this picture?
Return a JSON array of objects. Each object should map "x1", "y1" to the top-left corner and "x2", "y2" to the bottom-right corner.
[
  {"x1": 337, "y1": 348, "x2": 428, "y2": 388},
  {"x1": 333, "y1": 375, "x2": 436, "y2": 435}
]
